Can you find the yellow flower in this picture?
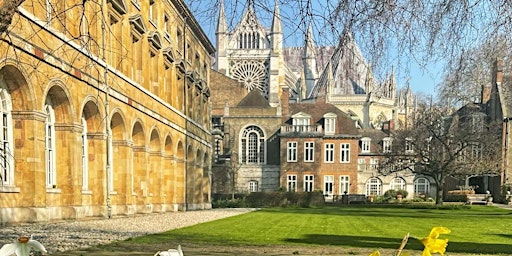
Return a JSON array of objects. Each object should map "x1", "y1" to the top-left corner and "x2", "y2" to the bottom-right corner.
[
  {"x1": 368, "y1": 251, "x2": 380, "y2": 256},
  {"x1": 420, "y1": 227, "x2": 450, "y2": 256}
]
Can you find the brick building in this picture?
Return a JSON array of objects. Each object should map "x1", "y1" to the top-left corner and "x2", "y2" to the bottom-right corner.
[{"x1": 279, "y1": 88, "x2": 360, "y2": 199}]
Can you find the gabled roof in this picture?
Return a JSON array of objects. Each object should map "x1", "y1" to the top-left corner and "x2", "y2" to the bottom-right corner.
[{"x1": 237, "y1": 89, "x2": 270, "y2": 107}]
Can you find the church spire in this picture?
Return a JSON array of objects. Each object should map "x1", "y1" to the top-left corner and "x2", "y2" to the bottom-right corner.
[
  {"x1": 270, "y1": 0, "x2": 282, "y2": 51},
  {"x1": 214, "y1": 0, "x2": 228, "y2": 72},
  {"x1": 271, "y1": 0, "x2": 282, "y2": 34},
  {"x1": 216, "y1": 0, "x2": 226, "y2": 34},
  {"x1": 303, "y1": 22, "x2": 318, "y2": 98}
]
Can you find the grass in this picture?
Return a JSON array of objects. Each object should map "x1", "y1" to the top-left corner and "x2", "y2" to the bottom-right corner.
[{"x1": 119, "y1": 205, "x2": 512, "y2": 255}]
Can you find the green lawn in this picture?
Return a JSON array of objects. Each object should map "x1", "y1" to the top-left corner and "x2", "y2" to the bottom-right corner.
[{"x1": 129, "y1": 205, "x2": 512, "y2": 255}]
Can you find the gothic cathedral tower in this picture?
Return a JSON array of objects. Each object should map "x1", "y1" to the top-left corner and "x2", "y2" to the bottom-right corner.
[{"x1": 214, "y1": 0, "x2": 288, "y2": 107}]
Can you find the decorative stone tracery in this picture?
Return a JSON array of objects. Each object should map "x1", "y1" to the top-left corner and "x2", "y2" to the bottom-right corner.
[{"x1": 229, "y1": 59, "x2": 269, "y2": 99}]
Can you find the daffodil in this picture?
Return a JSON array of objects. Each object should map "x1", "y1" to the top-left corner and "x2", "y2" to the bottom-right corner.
[
  {"x1": 154, "y1": 244, "x2": 183, "y2": 256},
  {"x1": 420, "y1": 227, "x2": 450, "y2": 256},
  {"x1": 0, "y1": 236, "x2": 47, "y2": 256},
  {"x1": 368, "y1": 250, "x2": 380, "y2": 256}
]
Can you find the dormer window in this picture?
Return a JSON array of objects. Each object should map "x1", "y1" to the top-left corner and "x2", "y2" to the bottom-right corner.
[
  {"x1": 292, "y1": 112, "x2": 311, "y2": 132},
  {"x1": 361, "y1": 137, "x2": 371, "y2": 153},
  {"x1": 292, "y1": 117, "x2": 310, "y2": 126},
  {"x1": 323, "y1": 113, "x2": 337, "y2": 135},
  {"x1": 383, "y1": 137, "x2": 392, "y2": 153}
]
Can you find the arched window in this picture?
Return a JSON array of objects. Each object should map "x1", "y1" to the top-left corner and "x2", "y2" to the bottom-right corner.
[
  {"x1": 390, "y1": 177, "x2": 406, "y2": 191},
  {"x1": 45, "y1": 103, "x2": 57, "y2": 188},
  {"x1": 366, "y1": 177, "x2": 382, "y2": 196},
  {"x1": 0, "y1": 86, "x2": 13, "y2": 186},
  {"x1": 240, "y1": 125, "x2": 265, "y2": 164},
  {"x1": 414, "y1": 178, "x2": 430, "y2": 196},
  {"x1": 81, "y1": 117, "x2": 89, "y2": 191}
]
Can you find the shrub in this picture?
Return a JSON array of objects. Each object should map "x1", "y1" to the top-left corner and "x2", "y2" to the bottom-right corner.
[
  {"x1": 212, "y1": 191, "x2": 325, "y2": 208},
  {"x1": 444, "y1": 194, "x2": 468, "y2": 202},
  {"x1": 383, "y1": 189, "x2": 408, "y2": 202}
]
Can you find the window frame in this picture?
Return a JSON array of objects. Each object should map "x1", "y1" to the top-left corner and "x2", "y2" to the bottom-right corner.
[
  {"x1": 45, "y1": 104, "x2": 57, "y2": 188},
  {"x1": 287, "y1": 175, "x2": 297, "y2": 192},
  {"x1": 0, "y1": 87, "x2": 13, "y2": 188},
  {"x1": 286, "y1": 141, "x2": 297, "y2": 162},
  {"x1": 340, "y1": 143, "x2": 350, "y2": 163},
  {"x1": 323, "y1": 113, "x2": 337, "y2": 135},
  {"x1": 324, "y1": 143, "x2": 334, "y2": 163},
  {"x1": 248, "y1": 180, "x2": 258, "y2": 192},
  {"x1": 414, "y1": 177, "x2": 430, "y2": 196},
  {"x1": 361, "y1": 137, "x2": 371, "y2": 153},
  {"x1": 240, "y1": 125, "x2": 266, "y2": 164},
  {"x1": 366, "y1": 177, "x2": 382, "y2": 196},
  {"x1": 304, "y1": 174, "x2": 314, "y2": 192},
  {"x1": 304, "y1": 141, "x2": 315, "y2": 162},
  {"x1": 339, "y1": 175, "x2": 350, "y2": 195},
  {"x1": 390, "y1": 177, "x2": 406, "y2": 191},
  {"x1": 323, "y1": 175, "x2": 334, "y2": 197}
]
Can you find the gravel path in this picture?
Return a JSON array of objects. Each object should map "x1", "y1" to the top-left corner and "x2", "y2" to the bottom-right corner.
[{"x1": 0, "y1": 208, "x2": 256, "y2": 254}]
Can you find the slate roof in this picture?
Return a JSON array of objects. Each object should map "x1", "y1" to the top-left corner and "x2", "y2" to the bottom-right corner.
[
  {"x1": 359, "y1": 128, "x2": 389, "y2": 154},
  {"x1": 282, "y1": 46, "x2": 335, "y2": 76},
  {"x1": 237, "y1": 89, "x2": 271, "y2": 108},
  {"x1": 286, "y1": 101, "x2": 360, "y2": 137},
  {"x1": 308, "y1": 32, "x2": 376, "y2": 99}
]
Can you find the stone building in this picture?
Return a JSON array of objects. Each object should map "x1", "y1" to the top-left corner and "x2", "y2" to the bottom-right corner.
[
  {"x1": 210, "y1": 71, "x2": 281, "y2": 193},
  {"x1": 0, "y1": 0, "x2": 214, "y2": 225},
  {"x1": 210, "y1": 1, "x2": 416, "y2": 196}
]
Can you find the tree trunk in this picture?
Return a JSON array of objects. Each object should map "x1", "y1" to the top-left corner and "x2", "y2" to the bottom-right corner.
[{"x1": 435, "y1": 174, "x2": 445, "y2": 205}]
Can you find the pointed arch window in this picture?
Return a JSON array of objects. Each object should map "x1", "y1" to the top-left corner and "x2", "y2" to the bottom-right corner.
[
  {"x1": 45, "y1": 103, "x2": 57, "y2": 188},
  {"x1": 0, "y1": 86, "x2": 13, "y2": 187},
  {"x1": 240, "y1": 125, "x2": 265, "y2": 164}
]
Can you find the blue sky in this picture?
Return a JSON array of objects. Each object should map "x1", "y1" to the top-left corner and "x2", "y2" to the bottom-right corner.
[{"x1": 186, "y1": 0, "x2": 442, "y2": 96}]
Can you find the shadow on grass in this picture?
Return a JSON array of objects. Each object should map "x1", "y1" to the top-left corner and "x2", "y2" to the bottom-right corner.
[
  {"x1": 260, "y1": 205, "x2": 512, "y2": 219},
  {"x1": 283, "y1": 234, "x2": 512, "y2": 254}
]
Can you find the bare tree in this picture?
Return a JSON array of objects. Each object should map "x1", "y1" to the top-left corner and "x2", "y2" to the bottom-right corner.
[
  {"x1": 438, "y1": 36, "x2": 512, "y2": 108},
  {"x1": 186, "y1": 0, "x2": 512, "y2": 90},
  {"x1": 379, "y1": 101, "x2": 501, "y2": 204},
  {"x1": 228, "y1": 152, "x2": 241, "y2": 200}
]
